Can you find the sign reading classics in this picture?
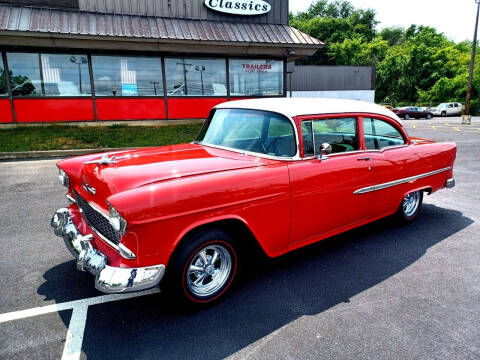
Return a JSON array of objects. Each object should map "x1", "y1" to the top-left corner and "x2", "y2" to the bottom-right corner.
[{"x1": 204, "y1": 0, "x2": 271, "y2": 16}]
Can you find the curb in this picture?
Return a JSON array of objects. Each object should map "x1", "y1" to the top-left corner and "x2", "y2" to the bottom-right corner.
[{"x1": 0, "y1": 147, "x2": 133, "y2": 161}]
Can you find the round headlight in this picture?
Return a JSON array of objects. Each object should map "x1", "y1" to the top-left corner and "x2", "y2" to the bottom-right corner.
[
  {"x1": 108, "y1": 205, "x2": 127, "y2": 234},
  {"x1": 58, "y1": 168, "x2": 69, "y2": 188}
]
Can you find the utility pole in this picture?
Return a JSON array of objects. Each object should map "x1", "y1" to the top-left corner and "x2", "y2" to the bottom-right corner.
[
  {"x1": 177, "y1": 59, "x2": 192, "y2": 95},
  {"x1": 70, "y1": 56, "x2": 87, "y2": 94},
  {"x1": 464, "y1": 0, "x2": 480, "y2": 124}
]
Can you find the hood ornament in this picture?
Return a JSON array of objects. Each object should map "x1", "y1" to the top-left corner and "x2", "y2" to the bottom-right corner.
[{"x1": 84, "y1": 153, "x2": 117, "y2": 166}]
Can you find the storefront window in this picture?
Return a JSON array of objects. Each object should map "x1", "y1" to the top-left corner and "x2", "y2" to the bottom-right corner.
[
  {"x1": 6, "y1": 53, "x2": 42, "y2": 96},
  {"x1": 0, "y1": 57, "x2": 7, "y2": 95},
  {"x1": 92, "y1": 55, "x2": 163, "y2": 96},
  {"x1": 229, "y1": 59, "x2": 283, "y2": 96},
  {"x1": 6, "y1": 52, "x2": 91, "y2": 96},
  {"x1": 165, "y1": 58, "x2": 227, "y2": 96}
]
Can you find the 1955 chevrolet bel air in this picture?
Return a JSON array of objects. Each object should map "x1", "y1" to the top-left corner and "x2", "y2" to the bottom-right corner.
[{"x1": 51, "y1": 98, "x2": 456, "y2": 305}]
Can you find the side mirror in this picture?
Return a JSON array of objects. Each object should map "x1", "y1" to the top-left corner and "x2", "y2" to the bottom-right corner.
[{"x1": 318, "y1": 143, "x2": 332, "y2": 160}]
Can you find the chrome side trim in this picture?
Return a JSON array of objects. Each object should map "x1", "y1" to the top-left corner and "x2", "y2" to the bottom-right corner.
[{"x1": 354, "y1": 167, "x2": 452, "y2": 195}]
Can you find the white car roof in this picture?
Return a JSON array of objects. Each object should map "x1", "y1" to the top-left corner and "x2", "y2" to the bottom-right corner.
[{"x1": 215, "y1": 98, "x2": 403, "y2": 126}]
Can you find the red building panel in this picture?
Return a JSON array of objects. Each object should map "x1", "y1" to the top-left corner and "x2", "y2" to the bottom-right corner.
[
  {"x1": 0, "y1": 99, "x2": 13, "y2": 123},
  {"x1": 96, "y1": 98, "x2": 166, "y2": 120},
  {"x1": 14, "y1": 98, "x2": 94, "y2": 123},
  {"x1": 167, "y1": 98, "x2": 228, "y2": 119}
]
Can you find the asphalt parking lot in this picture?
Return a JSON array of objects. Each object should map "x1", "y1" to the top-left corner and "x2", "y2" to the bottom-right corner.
[{"x1": 1, "y1": 117, "x2": 479, "y2": 360}]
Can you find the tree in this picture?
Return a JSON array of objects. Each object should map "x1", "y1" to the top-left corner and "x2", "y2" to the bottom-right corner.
[
  {"x1": 329, "y1": 37, "x2": 388, "y2": 66},
  {"x1": 291, "y1": 0, "x2": 475, "y2": 110},
  {"x1": 379, "y1": 27, "x2": 405, "y2": 46},
  {"x1": 290, "y1": 0, "x2": 378, "y2": 65}
]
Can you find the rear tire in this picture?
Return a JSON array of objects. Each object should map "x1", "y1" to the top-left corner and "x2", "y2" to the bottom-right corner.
[
  {"x1": 426, "y1": 113, "x2": 432, "y2": 119},
  {"x1": 395, "y1": 190, "x2": 423, "y2": 223},
  {"x1": 441, "y1": 111, "x2": 447, "y2": 117},
  {"x1": 165, "y1": 228, "x2": 239, "y2": 306},
  {"x1": 404, "y1": 114, "x2": 410, "y2": 120}
]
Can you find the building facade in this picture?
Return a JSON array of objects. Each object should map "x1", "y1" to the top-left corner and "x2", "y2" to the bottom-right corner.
[{"x1": 0, "y1": 0, "x2": 323, "y2": 123}]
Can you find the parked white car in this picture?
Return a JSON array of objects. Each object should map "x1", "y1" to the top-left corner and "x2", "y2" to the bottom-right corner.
[{"x1": 432, "y1": 103, "x2": 463, "y2": 117}]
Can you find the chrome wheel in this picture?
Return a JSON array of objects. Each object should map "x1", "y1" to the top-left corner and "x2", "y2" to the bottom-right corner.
[
  {"x1": 403, "y1": 191, "x2": 420, "y2": 217},
  {"x1": 186, "y1": 244, "x2": 232, "y2": 298}
]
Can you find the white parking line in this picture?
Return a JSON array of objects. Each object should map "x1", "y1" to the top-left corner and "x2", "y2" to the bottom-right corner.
[
  {"x1": 0, "y1": 288, "x2": 160, "y2": 360},
  {"x1": 0, "y1": 288, "x2": 160, "y2": 323},
  {"x1": 62, "y1": 304, "x2": 88, "y2": 360}
]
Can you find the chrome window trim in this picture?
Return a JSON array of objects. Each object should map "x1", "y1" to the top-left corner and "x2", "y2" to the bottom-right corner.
[
  {"x1": 353, "y1": 167, "x2": 452, "y2": 194},
  {"x1": 324, "y1": 145, "x2": 410, "y2": 159},
  {"x1": 196, "y1": 142, "x2": 302, "y2": 161}
]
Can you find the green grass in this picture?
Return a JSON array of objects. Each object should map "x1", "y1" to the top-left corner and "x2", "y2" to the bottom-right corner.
[{"x1": 0, "y1": 123, "x2": 204, "y2": 152}]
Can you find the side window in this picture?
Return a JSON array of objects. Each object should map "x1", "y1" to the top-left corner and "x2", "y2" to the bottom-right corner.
[
  {"x1": 448, "y1": 104, "x2": 453, "y2": 108},
  {"x1": 301, "y1": 120, "x2": 314, "y2": 156},
  {"x1": 266, "y1": 116, "x2": 297, "y2": 157},
  {"x1": 454, "y1": 103, "x2": 460, "y2": 108},
  {"x1": 312, "y1": 117, "x2": 358, "y2": 154},
  {"x1": 363, "y1": 118, "x2": 406, "y2": 150}
]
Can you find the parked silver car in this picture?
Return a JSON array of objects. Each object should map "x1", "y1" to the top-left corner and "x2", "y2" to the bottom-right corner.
[{"x1": 432, "y1": 103, "x2": 463, "y2": 117}]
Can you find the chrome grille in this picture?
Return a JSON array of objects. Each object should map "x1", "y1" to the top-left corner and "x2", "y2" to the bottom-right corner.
[{"x1": 73, "y1": 190, "x2": 119, "y2": 245}]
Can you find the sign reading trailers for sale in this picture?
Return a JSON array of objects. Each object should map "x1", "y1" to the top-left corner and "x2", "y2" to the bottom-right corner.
[{"x1": 204, "y1": 0, "x2": 271, "y2": 15}]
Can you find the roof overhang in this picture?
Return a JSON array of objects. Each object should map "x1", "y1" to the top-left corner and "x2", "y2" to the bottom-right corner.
[{"x1": 0, "y1": 5, "x2": 324, "y2": 60}]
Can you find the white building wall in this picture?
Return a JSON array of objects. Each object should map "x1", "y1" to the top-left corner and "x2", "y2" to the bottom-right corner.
[{"x1": 290, "y1": 90, "x2": 375, "y2": 103}]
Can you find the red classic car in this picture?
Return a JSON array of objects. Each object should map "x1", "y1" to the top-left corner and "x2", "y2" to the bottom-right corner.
[{"x1": 51, "y1": 98, "x2": 456, "y2": 305}]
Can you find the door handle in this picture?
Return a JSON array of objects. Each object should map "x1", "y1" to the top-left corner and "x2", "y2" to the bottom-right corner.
[{"x1": 357, "y1": 157, "x2": 371, "y2": 161}]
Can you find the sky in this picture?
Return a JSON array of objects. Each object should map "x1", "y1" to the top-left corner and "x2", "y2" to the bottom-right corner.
[{"x1": 289, "y1": 0, "x2": 479, "y2": 43}]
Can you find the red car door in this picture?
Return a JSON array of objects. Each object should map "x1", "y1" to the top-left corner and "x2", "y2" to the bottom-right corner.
[
  {"x1": 359, "y1": 117, "x2": 417, "y2": 218},
  {"x1": 288, "y1": 117, "x2": 375, "y2": 246}
]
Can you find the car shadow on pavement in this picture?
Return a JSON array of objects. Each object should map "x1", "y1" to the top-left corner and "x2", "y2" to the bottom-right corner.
[{"x1": 38, "y1": 203, "x2": 473, "y2": 360}]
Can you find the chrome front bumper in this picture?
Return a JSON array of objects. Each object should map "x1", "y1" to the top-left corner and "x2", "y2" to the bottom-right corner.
[{"x1": 51, "y1": 208, "x2": 165, "y2": 294}]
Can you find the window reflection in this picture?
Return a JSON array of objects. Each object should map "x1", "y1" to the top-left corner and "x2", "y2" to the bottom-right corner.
[
  {"x1": 229, "y1": 59, "x2": 283, "y2": 96},
  {"x1": 3, "y1": 53, "x2": 285, "y2": 98},
  {"x1": 6, "y1": 53, "x2": 41, "y2": 96},
  {"x1": 6, "y1": 53, "x2": 91, "y2": 96},
  {"x1": 0, "y1": 57, "x2": 7, "y2": 95},
  {"x1": 92, "y1": 55, "x2": 163, "y2": 96},
  {"x1": 165, "y1": 58, "x2": 227, "y2": 96}
]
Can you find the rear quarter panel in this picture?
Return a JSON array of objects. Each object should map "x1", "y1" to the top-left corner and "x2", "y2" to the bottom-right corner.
[{"x1": 369, "y1": 141, "x2": 456, "y2": 217}]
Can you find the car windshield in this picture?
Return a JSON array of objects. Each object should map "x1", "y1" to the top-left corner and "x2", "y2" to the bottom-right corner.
[{"x1": 196, "y1": 108, "x2": 296, "y2": 158}]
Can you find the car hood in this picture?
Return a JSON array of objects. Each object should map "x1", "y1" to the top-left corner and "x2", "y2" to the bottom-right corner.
[{"x1": 79, "y1": 143, "x2": 269, "y2": 201}]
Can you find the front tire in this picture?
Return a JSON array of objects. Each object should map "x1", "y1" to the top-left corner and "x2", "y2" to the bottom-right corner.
[
  {"x1": 404, "y1": 114, "x2": 410, "y2": 120},
  {"x1": 166, "y1": 229, "x2": 239, "y2": 305},
  {"x1": 441, "y1": 111, "x2": 447, "y2": 117},
  {"x1": 426, "y1": 113, "x2": 432, "y2": 119},
  {"x1": 395, "y1": 190, "x2": 423, "y2": 223}
]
